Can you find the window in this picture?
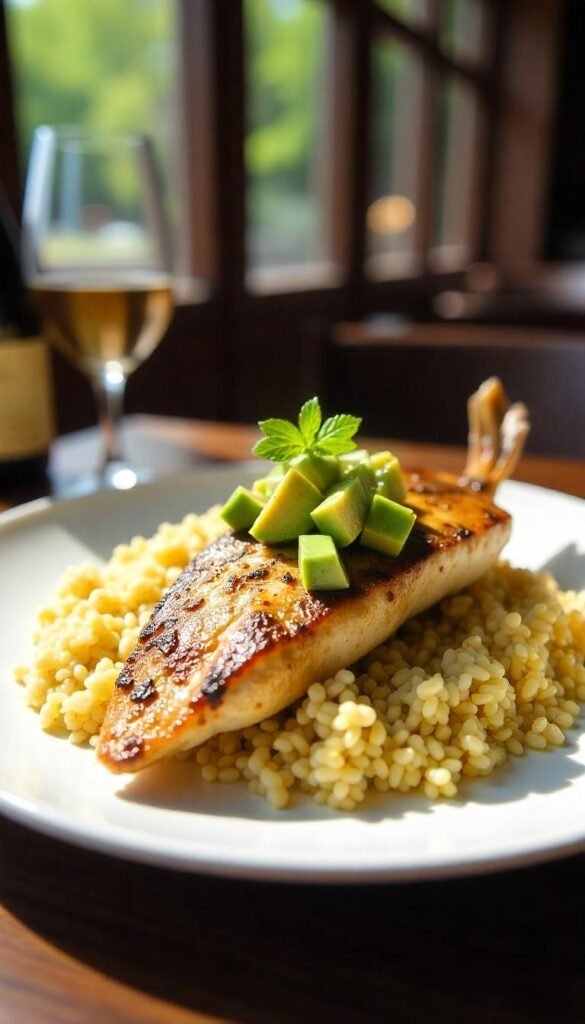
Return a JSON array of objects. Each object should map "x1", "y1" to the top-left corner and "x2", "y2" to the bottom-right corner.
[
  {"x1": 1, "y1": 0, "x2": 519, "y2": 425},
  {"x1": 5, "y1": 0, "x2": 496, "y2": 289},
  {"x1": 367, "y1": 40, "x2": 425, "y2": 277},
  {"x1": 440, "y1": 0, "x2": 490, "y2": 65},
  {"x1": 369, "y1": 0, "x2": 492, "y2": 277},
  {"x1": 432, "y1": 78, "x2": 483, "y2": 269},
  {"x1": 5, "y1": 0, "x2": 182, "y2": 257},
  {"x1": 245, "y1": 0, "x2": 329, "y2": 274}
]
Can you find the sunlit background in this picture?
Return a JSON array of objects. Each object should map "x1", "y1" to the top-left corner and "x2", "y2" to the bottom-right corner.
[
  {"x1": 5, "y1": 0, "x2": 490, "y2": 275},
  {"x1": 2, "y1": 0, "x2": 584, "y2": 455}
]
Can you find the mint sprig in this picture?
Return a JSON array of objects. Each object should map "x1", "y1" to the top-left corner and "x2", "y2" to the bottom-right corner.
[{"x1": 252, "y1": 398, "x2": 361, "y2": 463}]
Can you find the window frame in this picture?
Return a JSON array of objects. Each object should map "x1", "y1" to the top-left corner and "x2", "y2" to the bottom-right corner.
[{"x1": 178, "y1": 0, "x2": 505, "y2": 294}]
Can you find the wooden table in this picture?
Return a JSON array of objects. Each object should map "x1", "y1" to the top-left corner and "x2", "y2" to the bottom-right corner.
[
  {"x1": 1, "y1": 418, "x2": 585, "y2": 1024},
  {"x1": 50, "y1": 415, "x2": 585, "y2": 499}
]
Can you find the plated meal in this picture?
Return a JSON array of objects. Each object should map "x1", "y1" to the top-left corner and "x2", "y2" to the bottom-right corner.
[{"x1": 15, "y1": 381, "x2": 585, "y2": 814}]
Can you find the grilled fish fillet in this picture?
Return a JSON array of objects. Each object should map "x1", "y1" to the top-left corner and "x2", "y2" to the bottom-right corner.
[{"x1": 97, "y1": 469, "x2": 511, "y2": 773}]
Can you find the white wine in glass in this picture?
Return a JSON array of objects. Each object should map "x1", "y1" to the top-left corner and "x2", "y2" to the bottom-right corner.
[{"x1": 22, "y1": 127, "x2": 174, "y2": 493}]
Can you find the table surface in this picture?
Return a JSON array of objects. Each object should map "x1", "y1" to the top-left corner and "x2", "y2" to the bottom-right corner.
[{"x1": 1, "y1": 417, "x2": 585, "y2": 1024}]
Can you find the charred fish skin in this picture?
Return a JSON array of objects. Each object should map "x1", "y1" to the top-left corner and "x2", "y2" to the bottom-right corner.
[{"x1": 97, "y1": 470, "x2": 511, "y2": 774}]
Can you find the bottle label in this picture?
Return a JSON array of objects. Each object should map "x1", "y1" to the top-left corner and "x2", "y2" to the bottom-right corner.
[{"x1": 0, "y1": 338, "x2": 55, "y2": 460}]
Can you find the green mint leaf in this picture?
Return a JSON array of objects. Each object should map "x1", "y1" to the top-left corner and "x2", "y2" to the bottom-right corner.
[
  {"x1": 252, "y1": 417, "x2": 305, "y2": 462},
  {"x1": 298, "y1": 396, "x2": 322, "y2": 448},
  {"x1": 315, "y1": 436, "x2": 359, "y2": 456},
  {"x1": 252, "y1": 437, "x2": 304, "y2": 462},
  {"x1": 258, "y1": 416, "x2": 304, "y2": 447},
  {"x1": 314, "y1": 413, "x2": 362, "y2": 456}
]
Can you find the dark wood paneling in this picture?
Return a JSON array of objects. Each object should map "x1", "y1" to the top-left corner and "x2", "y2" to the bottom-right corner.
[
  {"x1": 487, "y1": 0, "x2": 562, "y2": 266},
  {"x1": 327, "y1": 323, "x2": 585, "y2": 458},
  {"x1": 546, "y1": 0, "x2": 585, "y2": 260}
]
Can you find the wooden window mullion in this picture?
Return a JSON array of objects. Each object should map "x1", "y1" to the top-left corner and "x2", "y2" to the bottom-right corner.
[
  {"x1": 477, "y1": 0, "x2": 507, "y2": 261},
  {"x1": 324, "y1": 2, "x2": 356, "y2": 273},
  {"x1": 209, "y1": 0, "x2": 247, "y2": 417},
  {"x1": 212, "y1": 0, "x2": 246, "y2": 304},
  {"x1": 416, "y1": 0, "x2": 442, "y2": 270},
  {"x1": 372, "y1": 1, "x2": 490, "y2": 89},
  {"x1": 346, "y1": 0, "x2": 372, "y2": 316},
  {"x1": 176, "y1": 0, "x2": 217, "y2": 283}
]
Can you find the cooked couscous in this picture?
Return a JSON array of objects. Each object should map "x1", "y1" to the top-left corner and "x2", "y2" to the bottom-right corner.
[{"x1": 15, "y1": 508, "x2": 585, "y2": 810}]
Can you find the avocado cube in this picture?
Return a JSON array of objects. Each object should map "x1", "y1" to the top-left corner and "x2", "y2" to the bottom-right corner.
[
  {"x1": 299, "y1": 534, "x2": 349, "y2": 591},
  {"x1": 338, "y1": 449, "x2": 369, "y2": 474},
  {"x1": 221, "y1": 486, "x2": 265, "y2": 532},
  {"x1": 375, "y1": 457, "x2": 406, "y2": 503},
  {"x1": 252, "y1": 479, "x2": 270, "y2": 500},
  {"x1": 252, "y1": 464, "x2": 285, "y2": 499},
  {"x1": 311, "y1": 476, "x2": 369, "y2": 548},
  {"x1": 360, "y1": 494, "x2": 416, "y2": 557},
  {"x1": 369, "y1": 449, "x2": 394, "y2": 470},
  {"x1": 249, "y1": 468, "x2": 322, "y2": 543},
  {"x1": 289, "y1": 452, "x2": 340, "y2": 492},
  {"x1": 346, "y1": 461, "x2": 377, "y2": 497}
]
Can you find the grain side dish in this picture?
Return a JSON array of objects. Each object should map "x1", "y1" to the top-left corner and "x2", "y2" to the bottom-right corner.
[{"x1": 15, "y1": 508, "x2": 585, "y2": 811}]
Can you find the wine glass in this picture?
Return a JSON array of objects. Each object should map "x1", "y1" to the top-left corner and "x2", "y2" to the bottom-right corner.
[{"x1": 22, "y1": 126, "x2": 174, "y2": 494}]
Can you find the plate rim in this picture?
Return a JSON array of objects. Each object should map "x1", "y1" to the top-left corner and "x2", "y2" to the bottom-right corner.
[{"x1": 2, "y1": 785, "x2": 585, "y2": 884}]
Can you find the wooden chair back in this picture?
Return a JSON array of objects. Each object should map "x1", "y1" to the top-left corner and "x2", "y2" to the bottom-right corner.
[{"x1": 325, "y1": 322, "x2": 585, "y2": 458}]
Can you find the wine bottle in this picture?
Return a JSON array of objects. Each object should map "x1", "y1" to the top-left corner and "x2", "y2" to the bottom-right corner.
[{"x1": 0, "y1": 190, "x2": 54, "y2": 492}]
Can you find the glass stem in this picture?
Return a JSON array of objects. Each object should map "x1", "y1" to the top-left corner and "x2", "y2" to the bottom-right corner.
[{"x1": 91, "y1": 364, "x2": 127, "y2": 470}]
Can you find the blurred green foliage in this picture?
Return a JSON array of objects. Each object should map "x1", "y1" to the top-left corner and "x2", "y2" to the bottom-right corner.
[
  {"x1": 245, "y1": 0, "x2": 326, "y2": 266},
  {"x1": 370, "y1": 44, "x2": 400, "y2": 201},
  {"x1": 7, "y1": 0, "x2": 174, "y2": 171},
  {"x1": 245, "y1": 0, "x2": 323, "y2": 185},
  {"x1": 6, "y1": 0, "x2": 326, "y2": 266}
]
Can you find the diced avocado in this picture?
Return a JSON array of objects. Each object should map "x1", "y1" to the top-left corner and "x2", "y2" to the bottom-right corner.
[
  {"x1": 250, "y1": 468, "x2": 322, "y2": 543},
  {"x1": 311, "y1": 476, "x2": 369, "y2": 548},
  {"x1": 221, "y1": 486, "x2": 265, "y2": 532},
  {"x1": 252, "y1": 463, "x2": 285, "y2": 499},
  {"x1": 375, "y1": 457, "x2": 407, "y2": 503},
  {"x1": 252, "y1": 479, "x2": 270, "y2": 500},
  {"x1": 346, "y1": 461, "x2": 377, "y2": 497},
  {"x1": 299, "y1": 534, "x2": 350, "y2": 591},
  {"x1": 370, "y1": 449, "x2": 394, "y2": 470},
  {"x1": 289, "y1": 452, "x2": 340, "y2": 492},
  {"x1": 338, "y1": 449, "x2": 369, "y2": 474},
  {"x1": 360, "y1": 494, "x2": 416, "y2": 557},
  {"x1": 322, "y1": 454, "x2": 340, "y2": 484}
]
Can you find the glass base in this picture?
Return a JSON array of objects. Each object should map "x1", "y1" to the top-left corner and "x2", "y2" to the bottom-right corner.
[{"x1": 51, "y1": 461, "x2": 154, "y2": 500}]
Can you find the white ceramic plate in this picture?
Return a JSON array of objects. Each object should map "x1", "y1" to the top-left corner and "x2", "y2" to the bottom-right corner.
[{"x1": 1, "y1": 469, "x2": 584, "y2": 883}]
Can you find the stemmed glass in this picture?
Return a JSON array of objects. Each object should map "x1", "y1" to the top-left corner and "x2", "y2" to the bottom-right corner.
[{"x1": 22, "y1": 126, "x2": 174, "y2": 493}]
